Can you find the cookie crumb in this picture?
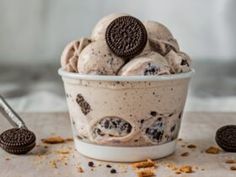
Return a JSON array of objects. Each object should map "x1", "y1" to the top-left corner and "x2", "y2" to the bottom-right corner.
[
  {"x1": 77, "y1": 166, "x2": 84, "y2": 173},
  {"x1": 166, "y1": 162, "x2": 178, "y2": 171},
  {"x1": 110, "y1": 169, "x2": 117, "y2": 174},
  {"x1": 5, "y1": 158, "x2": 10, "y2": 161},
  {"x1": 205, "y1": 146, "x2": 220, "y2": 154},
  {"x1": 178, "y1": 138, "x2": 182, "y2": 141},
  {"x1": 49, "y1": 160, "x2": 57, "y2": 168},
  {"x1": 106, "y1": 164, "x2": 112, "y2": 168},
  {"x1": 135, "y1": 167, "x2": 155, "y2": 177},
  {"x1": 76, "y1": 94, "x2": 91, "y2": 115},
  {"x1": 88, "y1": 161, "x2": 94, "y2": 167},
  {"x1": 65, "y1": 138, "x2": 74, "y2": 142},
  {"x1": 187, "y1": 144, "x2": 197, "y2": 149},
  {"x1": 132, "y1": 159, "x2": 156, "y2": 168},
  {"x1": 230, "y1": 166, "x2": 236, "y2": 171},
  {"x1": 178, "y1": 165, "x2": 193, "y2": 173},
  {"x1": 56, "y1": 149, "x2": 70, "y2": 154},
  {"x1": 225, "y1": 159, "x2": 236, "y2": 164},
  {"x1": 181, "y1": 152, "x2": 189, "y2": 157},
  {"x1": 41, "y1": 136, "x2": 65, "y2": 144}
]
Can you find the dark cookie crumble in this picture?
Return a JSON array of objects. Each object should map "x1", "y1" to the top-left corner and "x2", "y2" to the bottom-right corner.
[
  {"x1": 181, "y1": 59, "x2": 189, "y2": 66},
  {"x1": 179, "y1": 111, "x2": 183, "y2": 119},
  {"x1": 144, "y1": 63, "x2": 159, "y2": 75},
  {"x1": 106, "y1": 164, "x2": 112, "y2": 168},
  {"x1": 171, "y1": 125, "x2": 176, "y2": 132},
  {"x1": 145, "y1": 118, "x2": 164, "y2": 143},
  {"x1": 88, "y1": 161, "x2": 94, "y2": 167},
  {"x1": 150, "y1": 111, "x2": 157, "y2": 117},
  {"x1": 76, "y1": 94, "x2": 91, "y2": 115},
  {"x1": 110, "y1": 169, "x2": 117, "y2": 174}
]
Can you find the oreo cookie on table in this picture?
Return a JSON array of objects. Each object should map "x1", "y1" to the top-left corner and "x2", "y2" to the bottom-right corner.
[
  {"x1": 105, "y1": 16, "x2": 147, "y2": 60},
  {"x1": 0, "y1": 128, "x2": 36, "y2": 154},
  {"x1": 215, "y1": 125, "x2": 236, "y2": 152}
]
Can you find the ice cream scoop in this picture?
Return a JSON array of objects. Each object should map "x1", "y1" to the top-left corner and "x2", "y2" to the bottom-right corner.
[
  {"x1": 143, "y1": 21, "x2": 173, "y2": 41},
  {"x1": 91, "y1": 13, "x2": 129, "y2": 41},
  {"x1": 118, "y1": 52, "x2": 171, "y2": 76},
  {"x1": 144, "y1": 21, "x2": 179, "y2": 55},
  {"x1": 78, "y1": 40, "x2": 125, "y2": 75},
  {"x1": 61, "y1": 38, "x2": 91, "y2": 72},
  {"x1": 165, "y1": 50, "x2": 191, "y2": 73}
]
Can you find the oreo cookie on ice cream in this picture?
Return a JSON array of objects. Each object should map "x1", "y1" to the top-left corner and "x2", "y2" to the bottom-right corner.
[{"x1": 105, "y1": 16, "x2": 147, "y2": 60}]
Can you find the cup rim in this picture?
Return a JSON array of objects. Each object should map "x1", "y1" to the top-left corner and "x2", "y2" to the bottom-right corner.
[{"x1": 58, "y1": 68, "x2": 195, "y2": 81}]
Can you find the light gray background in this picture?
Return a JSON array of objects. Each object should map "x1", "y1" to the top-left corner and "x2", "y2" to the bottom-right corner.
[
  {"x1": 0, "y1": 0, "x2": 236, "y2": 112},
  {"x1": 0, "y1": 0, "x2": 236, "y2": 63}
]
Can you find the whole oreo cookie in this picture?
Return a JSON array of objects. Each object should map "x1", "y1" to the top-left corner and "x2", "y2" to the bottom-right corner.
[
  {"x1": 0, "y1": 128, "x2": 36, "y2": 154},
  {"x1": 215, "y1": 125, "x2": 236, "y2": 152},
  {"x1": 105, "y1": 16, "x2": 147, "y2": 59}
]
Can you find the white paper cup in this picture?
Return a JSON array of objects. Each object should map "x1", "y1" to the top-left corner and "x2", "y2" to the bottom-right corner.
[{"x1": 58, "y1": 68, "x2": 194, "y2": 162}]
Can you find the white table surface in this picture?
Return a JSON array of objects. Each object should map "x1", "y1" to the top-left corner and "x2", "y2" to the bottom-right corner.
[{"x1": 0, "y1": 112, "x2": 236, "y2": 177}]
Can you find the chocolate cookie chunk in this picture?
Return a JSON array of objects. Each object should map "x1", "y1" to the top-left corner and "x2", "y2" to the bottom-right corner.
[
  {"x1": 105, "y1": 16, "x2": 147, "y2": 59},
  {"x1": 144, "y1": 63, "x2": 160, "y2": 75},
  {"x1": 0, "y1": 128, "x2": 36, "y2": 154},
  {"x1": 93, "y1": 117, "x2": 132, "y2": 138},
  {"x1": 144, "y1": 118, "x2": 164, "y2": 143},
  {"x1": 215, "y1": 125, "x2": 236, "y2": 152},
  {"x1": 76, "y1": 94, "x2": 91, "y2": 115}
]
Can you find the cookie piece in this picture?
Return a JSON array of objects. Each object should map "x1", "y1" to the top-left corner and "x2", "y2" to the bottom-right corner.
[
  {"x1": 76, "y1": 94, "x2": 91, "y2": 115},
  {"x1": 0, "y1": 128, "x2": 36, "y2": 154},
  {"x1": 105, "y1": 16, "x2": 147, "y2": 59},
  {"x1": 132, "y1": 159, "x2": 155, "y2": 168},
  {"x1": 41, "y1": 136, "x2": 65, "y2": 144},
  {"x1": 215, "y1": 125, "x2": 236, "y2": 152},
  {"x1": 143, "y1": 118, "x2": 164, "y2": 143},
  {"x1": 93, "y1": 117, "x2": 132, "y2": 138}
]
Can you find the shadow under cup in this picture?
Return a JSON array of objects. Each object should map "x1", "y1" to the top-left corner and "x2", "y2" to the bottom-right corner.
[{"x1": 58, "y1": 69, "x2": 194, "y2": 162}]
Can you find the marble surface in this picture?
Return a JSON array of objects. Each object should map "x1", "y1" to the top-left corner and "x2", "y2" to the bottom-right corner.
[{"x1": 0, "y1": 112, "x2": 236, "y2": 177}]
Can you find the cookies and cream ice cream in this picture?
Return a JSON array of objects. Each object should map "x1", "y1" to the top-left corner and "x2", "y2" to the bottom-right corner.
[
  {"x1": 61, "y1": 13, "x2": 191, "y2": 75},
  {"x1": 59, "y1": 14, "x2": 193, "y2": 148},
  {"x1": 78, "y1": 40, "x2": 125, "y2": 75}
]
